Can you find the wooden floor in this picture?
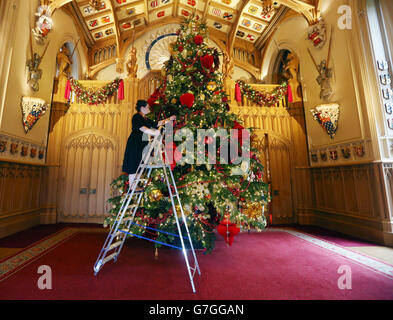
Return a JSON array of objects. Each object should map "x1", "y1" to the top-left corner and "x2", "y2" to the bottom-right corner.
[
  {"x1": 0, "y1": 248, "x2": 22, "y2": 261},
  {"x1": 349, "y1": 246, "x2": 393, "y2": 265}
]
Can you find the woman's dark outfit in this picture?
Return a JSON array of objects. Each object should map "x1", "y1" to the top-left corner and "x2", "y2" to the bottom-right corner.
[{"x1": 122, "y1": 113, "x2": 158, "y2": 174}]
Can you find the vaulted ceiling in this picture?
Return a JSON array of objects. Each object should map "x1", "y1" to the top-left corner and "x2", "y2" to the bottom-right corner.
[{"x1": 50, "y1": 0, "x2": 321, "y2": 68}]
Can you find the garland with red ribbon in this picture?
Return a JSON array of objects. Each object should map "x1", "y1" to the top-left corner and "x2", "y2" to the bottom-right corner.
[
  {"x1": 236, "y1": 80, "x2": 288, "y2": 107},
  {"x1": 65, "y1": 77, "x2": 124, "y2": 105}
]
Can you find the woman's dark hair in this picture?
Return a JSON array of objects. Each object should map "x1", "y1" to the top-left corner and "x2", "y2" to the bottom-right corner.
[{"x1": 136, "y1": 100, "x2": 148, "y2": 111}]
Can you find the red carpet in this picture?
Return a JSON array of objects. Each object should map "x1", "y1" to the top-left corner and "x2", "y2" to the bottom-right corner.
[{"x1": 0, "y1": 229, "x2": 392, "y2": 300}]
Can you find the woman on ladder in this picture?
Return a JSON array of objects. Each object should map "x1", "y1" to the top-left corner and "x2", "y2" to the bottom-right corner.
[{"x1": 122, "y1": 99, "x2": 176, "y2": 189}]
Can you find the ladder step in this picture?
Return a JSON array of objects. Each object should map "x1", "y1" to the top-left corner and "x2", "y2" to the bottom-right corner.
[
  {"x1": 141, "y1": 164, "x2": 171, "y2": 169},
  {"x1": 102, "y1": 252, "x2": 117, "y2": 265},
  {"x1": 123, "y1": 216, "x2": 134, "y2": 222},
  {"x1": 114, "y1": 212, "x2": 133, "y2": 222},
  {"x1": 114, "y1": 230, "x2": 123, "y2": 237},
  {"x1": 106, "y1": 240, "x2": 122, "y2": 251}
]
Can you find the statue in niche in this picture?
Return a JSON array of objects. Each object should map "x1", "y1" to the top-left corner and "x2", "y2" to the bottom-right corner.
[
  {"x1": 222, "y1": 51, "x2": 234, "y2": 80},
  {"x1": 126, "y1": 47, "x2": 138, "y2": 79},
  {"x1": 56, "y1": 44, "x2": 71, "y2": 81},
  {"x1": 284, "y1": 53, "x2": 302, "y2": 103}
]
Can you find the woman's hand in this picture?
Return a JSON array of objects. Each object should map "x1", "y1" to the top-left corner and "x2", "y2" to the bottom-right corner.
[
  {"x1": 158, "y1": 115, "x2": 176, "y2": 126},
  {"x1": 140, "y1": 127, "x2": 160, "y2": 136}
]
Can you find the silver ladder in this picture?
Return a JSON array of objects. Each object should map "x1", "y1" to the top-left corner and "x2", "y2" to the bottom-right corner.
[{"x1": 93, "y1": 129, "x2": 201, "y2": 293}]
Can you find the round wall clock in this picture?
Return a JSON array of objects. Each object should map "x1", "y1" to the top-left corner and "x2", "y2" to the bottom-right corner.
[{"x1": 145, "y1": 33, "x2": 178, "y2": 70}]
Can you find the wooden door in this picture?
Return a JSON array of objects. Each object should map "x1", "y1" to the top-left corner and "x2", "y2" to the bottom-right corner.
[
  {"x1": 57, "y1": 131, "x2": 117, "y2": 223},
  {"x1": 254, "y1": 130, "x2": 294, "y2": 225}
]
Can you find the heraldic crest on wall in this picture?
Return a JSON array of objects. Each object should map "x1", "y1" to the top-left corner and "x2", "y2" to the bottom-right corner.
[
  {"x1": 21, "y1": 97, "x2": 48, "y2": 133},
  {"x1": 310, "y1": 103, "x2": 340, "y2": 139},
  {"x1": 307, "y1": 19, "x2": 327, "y2": 48}
]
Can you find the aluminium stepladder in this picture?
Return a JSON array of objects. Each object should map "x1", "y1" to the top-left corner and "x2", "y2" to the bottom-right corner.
[{"x1": 93, "y1": 128, "x2": 201, "y2": 293}]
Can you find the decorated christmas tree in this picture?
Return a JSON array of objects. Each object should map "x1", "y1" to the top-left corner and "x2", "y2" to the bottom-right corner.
[{"x1": 105, "y1": 16, "x2": 270, "y2": 253}]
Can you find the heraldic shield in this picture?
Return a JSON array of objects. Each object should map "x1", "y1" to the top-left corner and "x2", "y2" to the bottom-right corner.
[{"x1": 21, "y1": 97, "x2": 48, "y2": 133}]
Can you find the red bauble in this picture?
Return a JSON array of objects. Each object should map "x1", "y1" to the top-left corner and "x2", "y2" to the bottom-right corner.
[
  {"x1": 162, "y1": 142, "x2": 182, "y2": 170},
  {"x1": 180, "y1": 93, "x2": 195, "y2": 108},
  {"x1": 204, "y1": 136, "x2": 214, "y2": 144},
  {"x1": 147, "y1": 97, "x2": 157, "y2": 106},
  {"x1": 178, "y1": 45, "x2": 184, "y2": 52},
  {"x1": 151, "y1": 88, "x2": 160, "y2": 99},
  {"x1": 216, "y1": 219, "x2": 240, "y2": 246},
  {"x1": 194, "y1": 35, "x2": 204, "y2": 45},
  {"x1": 201, "y1": 54, "x2": 214, "y2": 69},
  {"x1": 147, "y1": 89, "x2": 160, "y2": 106}
]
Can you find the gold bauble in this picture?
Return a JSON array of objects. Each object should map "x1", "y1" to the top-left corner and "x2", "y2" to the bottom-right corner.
[
  {"x1": 243, "y1": 202, "x2": 263, "y2": 219},
  {"x1": 175, "y1": 205, "x2": 189, "y2": 218},
  {"x1": 207, "y1": 81, "x2": 217, "y2": 91},
  {"x1": 149, "y1": 189, "x2": 163, "y2": 202}
]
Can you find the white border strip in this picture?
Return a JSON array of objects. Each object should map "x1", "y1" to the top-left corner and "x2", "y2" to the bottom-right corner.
[{"x1": 265, "y1": 228, "x2": 393, "y2": 279}]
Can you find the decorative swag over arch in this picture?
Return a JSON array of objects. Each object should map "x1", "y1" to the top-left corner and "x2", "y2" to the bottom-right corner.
[{"x1": 65, "y1": 77, "x2": 124, "y2": 105}]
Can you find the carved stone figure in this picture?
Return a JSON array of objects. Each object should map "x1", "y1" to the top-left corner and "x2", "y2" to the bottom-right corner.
[
  {"x1": 57, "y1": 45, "x2": 71, "y2": 81},
  {"x1": 126, "y1": 47, "x2": 138, "y2": 79},
  {"x1": 284, "y1": 53, "x2": 302, "y2": 103},
  {"x1": 222, "y1": 51, "x2": 234, "y2": 80}
]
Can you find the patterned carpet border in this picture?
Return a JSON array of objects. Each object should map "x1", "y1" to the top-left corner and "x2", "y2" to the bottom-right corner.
[{"x1": 0, "y1": 228, "x2": 104, "y2": 282}]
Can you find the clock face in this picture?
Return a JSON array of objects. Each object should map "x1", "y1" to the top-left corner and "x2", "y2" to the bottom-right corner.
[{"x1": 145, "y1": 33, "x2": 178, "y2": 70}]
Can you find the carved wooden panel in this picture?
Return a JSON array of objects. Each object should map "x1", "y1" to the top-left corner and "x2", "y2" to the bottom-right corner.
[
  {"x1": 0, "y1": 162, "x2": 42, "y2": 217},
  {"x1": 139, "y1": 70, "x2": 163, "y2": 100}
]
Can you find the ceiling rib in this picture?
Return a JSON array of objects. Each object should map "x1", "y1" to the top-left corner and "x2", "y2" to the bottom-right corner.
[
  {"x1": 144, "y1": 0, "x2": 150, "y2": 25},
  {"x1": 69, "y1": 1, "x2": 95, "y2": 47},
  {"x1": 173, "y1": 0, "x2": 179, "y2": 17},
  {"x1": 227, "y1": 0, "x2": 252, "y2": 53},
  {"x1": 254, "y1": 5, "x2": 289, "y2": 50},
  {"x1": 108, "y1": 0, "x2": 121, "y2": 57},
  {"x1": 202, "y1": 0, "x2": 211, "y2": 23}
]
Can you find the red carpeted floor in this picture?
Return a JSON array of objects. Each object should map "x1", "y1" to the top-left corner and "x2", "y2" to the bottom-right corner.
[{"x1": 0, "y1": 229, "x2": 392, "y2": 300}]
